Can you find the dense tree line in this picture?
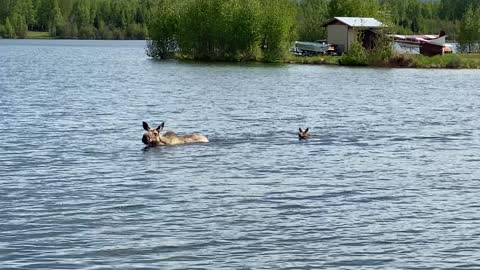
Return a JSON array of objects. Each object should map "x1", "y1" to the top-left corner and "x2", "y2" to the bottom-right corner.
[
  {"x1": 0, "y1": 0, "x2": 155, "y2": 39},
  {"x1": 296, "y1": 0, "x2": 469, "y2": 40},
  {"x1": 2, "y1": 0, "x2": 479, "y2": 53}
]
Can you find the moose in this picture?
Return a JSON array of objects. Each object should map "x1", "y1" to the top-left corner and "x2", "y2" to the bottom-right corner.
[
  {"x1": 142, "y1": 121, "x2": 209, "y2": 146},
  {"x1": 298, "y1": 128, "x2": 310, "y2": 140}
]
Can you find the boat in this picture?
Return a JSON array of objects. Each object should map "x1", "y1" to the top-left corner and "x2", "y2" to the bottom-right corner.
[{"x1": 292, "y1": 40, "x2": 339, "y2": 56}]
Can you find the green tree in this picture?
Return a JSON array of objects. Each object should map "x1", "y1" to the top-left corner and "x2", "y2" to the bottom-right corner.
[
  {"x1": 176, "y1": 0, "x2": 223, "y2": 59},
  {"x1": 297, "y1": 0, "x2": 328, "y2": 41},
  {"x1": 147, "y1": 0, "x2": 179, "y2": 59},
  {"x1": 458, "y1": 4, "x2": 480, "y2": 53},
  {"x1": 11, "y1": 12, "x2": 28, "y2": 38},
  {"x1": 49, "y1": 0, "x2": 63, "y2": 37},
  {"x1": 72, "y1": 0, "x2": 91, "y2": 28},
  {"x1": 260, "y1": 0, "x2": 297, "y2": 62},
  {"x1": 339, "y1": 38, "x2": 367, "y2": 66},
  {"x1": 3, "y1": 17, "x2": 15, "y2": 38},
  {"x1": 329, "y1": 0, "x2": 380, "y2": 18},
  {"x1": 222, "y1": 0, "x2": 262, "y2": 60}
]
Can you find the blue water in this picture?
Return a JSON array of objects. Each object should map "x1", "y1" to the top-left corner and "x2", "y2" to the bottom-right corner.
[{"x1": 1, "y1": 39, "x2": 480, "y2": 269}]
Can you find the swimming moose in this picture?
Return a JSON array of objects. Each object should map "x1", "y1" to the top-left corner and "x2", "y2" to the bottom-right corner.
[
  {"x1": 298, "y1": 128, "x2": 310, "y2": 140},
  {"x1": 142, "y1": 121, "x2": 209, "y2": 146}
]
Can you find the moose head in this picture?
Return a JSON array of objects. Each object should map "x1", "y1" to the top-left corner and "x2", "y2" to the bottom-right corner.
[
  {"x1": 142, "y1": 121, "x2": 165, "y2": 146},
  {"x1": 298, "y1": 128, "x2": 310, "y2": 140}
]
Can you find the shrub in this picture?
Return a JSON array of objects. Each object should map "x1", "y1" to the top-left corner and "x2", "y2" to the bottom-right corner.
[
  {"x1": 79, "y1": 26, "x2": 96, "y2": 39},
  {"x1": 412, "y1": 54, "x2": 463, "y2": 68},
  {"x1": 388, "y1": 54, "x2": 414, "y2": 67},
  {"x1": 339, "y1": 40, "x2": 368, "y2": 66}
]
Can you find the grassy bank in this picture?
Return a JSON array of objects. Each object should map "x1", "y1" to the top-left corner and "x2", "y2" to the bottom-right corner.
[
  {"x1": 287, "y1": 53, "x2": 480, "y2": 69},
  {"x1": 286, "y1": 55, "x2": 339, "y2": 65},
  {"x1": 26, "y1": 31, "x2": 51, "y2": 39},
  {"x1": 388, "y1": 54, "x2": 480, "y2": 68}
]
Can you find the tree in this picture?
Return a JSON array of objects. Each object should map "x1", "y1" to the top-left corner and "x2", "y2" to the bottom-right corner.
[
  {"x1": 49, "y1": 0, "x2": 63, "y2": 37},
  {"x1": 72, "y1": 0, "x2": 91, "y2": 28},
  {"x1": 147, "y1": 0, "x2": 179, "y2": 59},
  {"x1": 11, "y1": 12, "x2": 28, "y2": 38},
  {"x1": 3, "y1": 17, "x2": 15, "y2": 38},
  {"x1": 458, "y1": 4, "x2": 480, "y2": 53},
  {"x1": 297, "y1": 0, "x2": 329, "y2": 41},
  {"x1": 222, "y1": 0, "x2": 262, "y2": 60},
  {"x1": 339, "y1": 38, "x2": 368, "y2": 66},
  {"x1": 260, "y1": 0, "x2": 297, "y2": 62},
  {"x1": 329, "y1": 0, "x2": 380, "y2": 18}
]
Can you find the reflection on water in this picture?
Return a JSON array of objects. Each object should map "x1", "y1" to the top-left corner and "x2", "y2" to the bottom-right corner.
[{"x1": 1, "y1": 39, "x2": 480, "y2": 270}]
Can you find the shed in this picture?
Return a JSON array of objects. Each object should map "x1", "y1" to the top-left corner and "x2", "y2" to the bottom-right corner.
[{"x1": 322, "y1": 17, "x2": 385, "y2": 53}]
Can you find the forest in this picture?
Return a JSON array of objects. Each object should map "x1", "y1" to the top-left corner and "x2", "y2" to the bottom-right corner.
[
  {"x1": 0, "y1": 0, "x2": 155, "y2": 39},
  {"x1": 1, "y1": 0, "x2": 480, "y2": 55}
]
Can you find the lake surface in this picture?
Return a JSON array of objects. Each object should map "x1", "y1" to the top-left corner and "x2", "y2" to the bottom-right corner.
[{"x1": 1, "y1": 39, "x2": 480, "y2": 270}]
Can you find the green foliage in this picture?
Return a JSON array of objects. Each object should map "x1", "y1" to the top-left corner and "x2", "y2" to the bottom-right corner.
[
  {"x1": 287, "y1": 54, "x2": 339, "y2": 65},
  {"x1": 224, "y1": 0, "x2": 262, "y2": 60},
  {"x1": 3, "y1": 17, "x2": 15, "y2": 38},
  {"x1": 366, "y1": 6, "x2": 394, "y2": 65},
  {"x1": 328, "y1": 0, "x2": 380, "y2": 18},
  {"x1": 412, "y1": 54, "x2": 464, "y2": 68},
  {"x1": 458, "y1": 4, "x2": 480, "y2": 53},
  {"x1": 176, "y1": 0, "x2": 218, "y2": 59},
  {"x1": 297, "y1": 0, "x2": 329, "y2": 41},
  {"x1": 11, "y1": 12, "x2": 28, "y2": 38},
  {"x1": 259, "y1": 0, "x2": 297, "y2": 62},
  {"x1": 0, "y1": 0, "x2": 478, "y2": 52},
  {"x1": 367, "y1": 35, "x2": 394, "y2": 65},
  {"x1": 0, "y1": 0, "x2": 154, "y2": 39},
  {"x1": 339, "y1": 39, "x2": 368, "y2": 66},
  {"x1": 146, "y1": 0, "x2": 179, "y2": 58},
  {"x1": 147, "y1": 0, "x2": 296, "y2": 62}
]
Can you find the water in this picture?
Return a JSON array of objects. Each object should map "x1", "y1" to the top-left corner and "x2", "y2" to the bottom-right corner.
[{"x1": 1, "y1": 39, "x2": 480, "y2": 269}]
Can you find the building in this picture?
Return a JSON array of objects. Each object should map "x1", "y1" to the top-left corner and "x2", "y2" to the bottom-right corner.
[{"x1": 322, "y1": 17, "x2": 385, "y2": 53}]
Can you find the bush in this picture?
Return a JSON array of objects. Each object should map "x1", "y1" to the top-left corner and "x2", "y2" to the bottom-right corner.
[
  {"x1": 126, "y1": 23, "x2": 147, "y2": 40},
  {"x1": 367, "y1": 35, "x2": 394, "y2": 65},
  {"x1": 3, "y1": 17, "x2": 16, "y2": 38},
  {"x1": 112, "y1": 27, "x2": 125, "y2": 40},
  {"x1": 387, "y1": 54, "x2": 414, "y2": 67},
  {"x1": 79, "y1": 26, "x2": 96, "y2": 39},
  {"x1": 339, "y1": 40, "x2": 368, "y2": 66},
  {"x1": 445, "y1": 55, "x2": 462, "y2": 68},
  {"x1": 412, "y1": 54, "x2": 463, "y2": 68}
]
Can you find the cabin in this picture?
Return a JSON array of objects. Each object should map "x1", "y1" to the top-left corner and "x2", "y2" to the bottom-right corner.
[{"x1": 322, "y1": 17, "x2": 385, "y2": 54}]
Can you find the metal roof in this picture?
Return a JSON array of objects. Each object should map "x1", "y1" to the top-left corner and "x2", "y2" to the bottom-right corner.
[{"x1": 323, "y1": 17, "x2": 385, "y2": 28}]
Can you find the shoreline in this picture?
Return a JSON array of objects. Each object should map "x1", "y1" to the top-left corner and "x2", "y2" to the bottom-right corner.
[
  {"x1": 3, "y1": 37, "x2": 480, "y2": 69},
  {"x1": 287, "y1": 53, "x2": 480, "y2": 69}
]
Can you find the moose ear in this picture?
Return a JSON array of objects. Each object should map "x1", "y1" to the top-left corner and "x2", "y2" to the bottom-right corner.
[
  {"x1": 305, "y1": 128, "x2": 309, "y2": 133},
  {"x1": 156, "y1": 122, "x2": 165, "y2": 131},
  {"x1": 143, "y1": 121, "x2": 150, "y2": 131},
  {"x1": 299, "y1": 128, "x2": 303, "y2": 133}
]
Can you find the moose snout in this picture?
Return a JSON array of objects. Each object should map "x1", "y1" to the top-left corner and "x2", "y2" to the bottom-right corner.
[{"x1": 142, "y1": 134, "x2": 149, "y2": 145}]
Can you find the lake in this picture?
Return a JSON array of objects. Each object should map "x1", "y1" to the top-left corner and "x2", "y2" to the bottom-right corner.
[{"x1": 1, "y1": 39, "x2": 480, "y2": 269}]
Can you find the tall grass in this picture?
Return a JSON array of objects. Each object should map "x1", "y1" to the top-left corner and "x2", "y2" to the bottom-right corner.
[{"x1": 411, "y1": 54, "x2": 480, "y2": 68}]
